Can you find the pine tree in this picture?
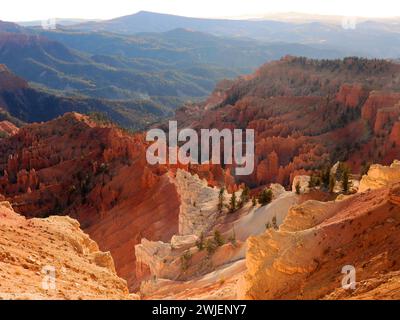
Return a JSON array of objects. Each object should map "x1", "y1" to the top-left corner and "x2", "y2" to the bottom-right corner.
[
  {"x1": 217, "y1": 187, "x2": 225, "y2": 213},
  {"x1": 342, "y1": 167, "x2": 351, "y2": 193},
  {"x1": 258, "y1": 189, "x2": 273, "y2": 206},
  {"x1": 272, "y1": 216, "x2": 278, "y2": 230},
  {"x1": 228, "y1": 228, "x2": 237, "y2": 246},
  {"x1": 196, "y1": 233, "x2": 205, "y2": 251},
  {"x1": 229, "y1": 192, "x2": 237, "y2": 213},
  {"x1": 320, "y1": 165, "x2": 331, "y2": 189},
  {"x1": 213, "y1": 230, "x2": 225, "y2": 247},
  {"x1": 308, "y1": 174, "x2": 321, "y2": 189},
  {"x1": 239, "y1": 185, "x2": 250, "y2": 208},
  {"x1": 295, "y1": 182, "x2": 301, "y2": 195},
  {"x1": 308, "y1": 175, "x2": 315, "y2": 189}
]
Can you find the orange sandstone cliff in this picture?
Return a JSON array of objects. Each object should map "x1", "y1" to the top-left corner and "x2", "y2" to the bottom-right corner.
[{"x1": 0, "y1": 200, "x2": 130, "y2": 300}]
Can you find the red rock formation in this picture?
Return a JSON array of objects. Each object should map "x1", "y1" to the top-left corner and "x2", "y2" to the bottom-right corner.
[
  {"x1": 390, "y1": 121, "x2": 400, "y2": 144},
  {"x1": 336, "y1": 84, "x2": 368, "y2": 108},
  {"x1": 176, "y1": 57, "x2": 400, "y2": 187},
  {"x1": 361, "y1": 92, "x2": 400, "y2": 126}
]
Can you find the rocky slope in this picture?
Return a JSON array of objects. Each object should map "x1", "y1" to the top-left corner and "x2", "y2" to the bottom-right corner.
[
  {"x1": 135, "y1": 160, "x2": 400, "y2": 300},
  {"x1": 239, "y1": 161, "x2": 400, "y2": 300},
  {"x1": 0, "y1": 200, "x2": 130, "y2": 300}
]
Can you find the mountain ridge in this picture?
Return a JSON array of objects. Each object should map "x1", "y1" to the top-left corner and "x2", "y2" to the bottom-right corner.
[{"x1": 66, "y1": 11, "x2": 400, "y2": 58}]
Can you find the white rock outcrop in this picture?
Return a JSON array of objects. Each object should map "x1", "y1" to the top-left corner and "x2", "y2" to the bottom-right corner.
[
  {"x1": 173, "y1": 169, "x2": 222, "y2": 236},
  {"x1": 171, "y1": 234, "x2": 199, "y2": 250},
  {"x1": 135, "y1": 238, "x2": 180, "y2": 280},
  {"x1": 270, "y1": 183, "x2": 287, "y2": 198}
]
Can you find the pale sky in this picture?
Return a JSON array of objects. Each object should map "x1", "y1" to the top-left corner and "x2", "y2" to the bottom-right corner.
[{"x1": 2, "y1": 0, "x2": 400, "y2": 22}]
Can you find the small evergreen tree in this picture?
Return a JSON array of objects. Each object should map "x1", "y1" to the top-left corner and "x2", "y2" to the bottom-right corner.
[
  {"x1": 229, "y1": 192, "x2": 237, "y2": 213},
  {"x1": 213, "y1": 230, "x2": 225, "y2": 247},
  {"x1": 228, "y1": 229, "x2": 237, "y2": 246},
  {"x1": 308, "y1": 175, "x2": 315, "y2": 189},
  {"x1": 217, "y1": 187, "x2": 225, "y2": 213},
  {"x1": 336, "y1": 162, "x2": 345, "y2": 180},
  {"x1": 295, "y1": 182, "x2": 301, "y2": 195},
  {"x1": 180, "y1": 250, "x2": 192, "y2": 271},
  {"x1": 342, "y1": 167, "x2": 351, "y2": 193},
  {"x1": 205, "y1": 239, "x2": 217, "y2": 255},
  {"x1": 308, "y1": 174, "x2": 321, "y2": 189},
  {"x1": 239, "y1": 185, "x2": 250, "y2": 208},
  {"x1": 252, "y1": 196, "x2": 257, "y2": 207},
  {"x1": 196, "y1": 233, "x2": 205, "y2": 251},
  {"x1": 320, "y1": 165, "x2": 331, "y2": 189},
  {"x1": 258, "y1": 189, "x2": 273, "y2": 206},
  {"x1": 272, "y1": 216, "x2": 278, "y2": 230}
]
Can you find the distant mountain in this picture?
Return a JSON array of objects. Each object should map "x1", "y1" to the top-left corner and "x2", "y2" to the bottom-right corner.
[
  {"x1": 0, "y1": 64, "x2": 172, "y2": 130},
  {"x1": 0, "y1": 31, "x2": 216, "y2": 100},
  {"x1": 0, "y1": 19, "x2": 341, "y2": 129},
  {"x1": 68, "y1": 11, "x2": 400, "y2": 58},
  {"x1": 5, "y1": 14, "x2": 400, "y2": 130},
  {"x1": 38, "y1": 27, "x2": 344, "y2": 71},
  {"x1": 69, "y1": 11, "x2": 293, "y2": 36},
  {"x1": 0, "y1": 21, "x2": 345, "y2": 113}
]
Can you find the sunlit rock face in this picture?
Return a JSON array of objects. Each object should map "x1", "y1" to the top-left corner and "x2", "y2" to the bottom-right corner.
[
  {"x1": 239, "y1": 184, "x2": 400, "y2": 300},
  {"x1": 359, "y1": 160, "x2": 400, "y2": 192},
  {"x1": 174, "y1": 169, "x2": 222, "y2": 236},
  {"x1": 0, "y1": 200, "x2": 130, "y2": 300}
]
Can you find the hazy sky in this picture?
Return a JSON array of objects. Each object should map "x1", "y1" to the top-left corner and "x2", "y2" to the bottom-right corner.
[{"x1": 2, "y1": 0, "x2": 400, "y2": 22}]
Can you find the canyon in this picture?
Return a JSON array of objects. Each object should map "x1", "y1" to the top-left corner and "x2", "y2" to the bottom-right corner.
[
  {"x1": 1, "y1": 57, "x2": 400, "y2": 299},
  {"x1": 0, "y1": 112, "x2": 235, "y2": 291}
]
